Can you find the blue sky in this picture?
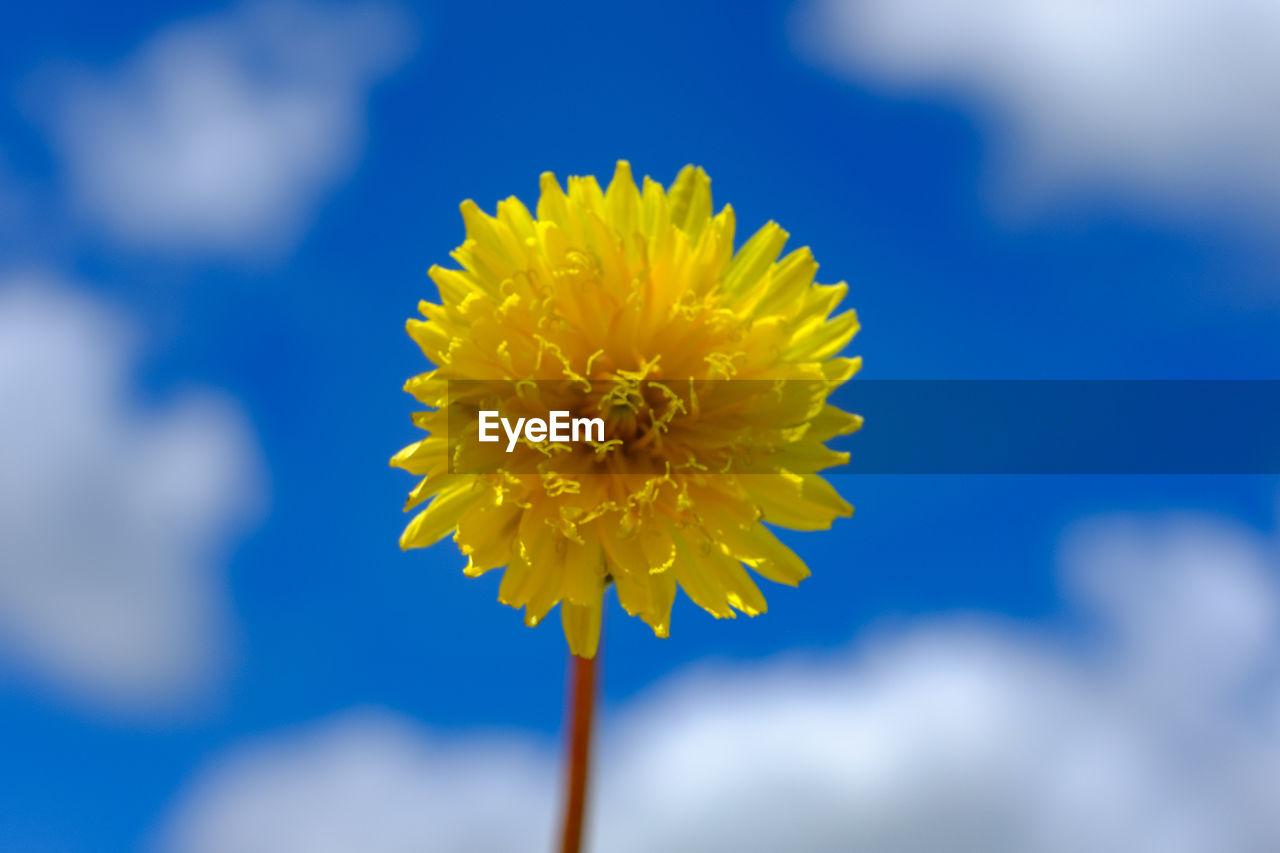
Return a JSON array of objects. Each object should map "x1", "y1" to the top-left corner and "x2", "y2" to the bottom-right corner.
[{"x1": 3, "y1": 1, "x2": 1280, "y2": 851}]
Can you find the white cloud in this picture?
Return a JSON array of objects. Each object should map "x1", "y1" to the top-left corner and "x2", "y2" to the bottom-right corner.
[
  {"x1": 155, "y1": 513, "x2": 1280, "y2": 852},
  {"x1": 0, "y1": 275, "x2": 262, "y2": 714},
  {"x1": 795, "y1": 0, "x2": 1280, "y2": 218},
  {"x1": 44, "y1": 0, "x2": 411, "y2": 256},
  {"x1": 156, "y1": 713, "x2": 554, "y2": 853}
]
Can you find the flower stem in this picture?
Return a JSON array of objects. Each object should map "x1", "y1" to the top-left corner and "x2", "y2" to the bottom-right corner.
[{"x1": 559, "y1": 650, "x2": 597, "y2": 853}]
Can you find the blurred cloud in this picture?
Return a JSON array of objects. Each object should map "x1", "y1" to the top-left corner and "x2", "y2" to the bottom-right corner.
[
  {"x1": 156, "y1": 513, "x2": 1280, "y2": 851},
  {"x1": 794, "y1": 0, "x2": 1280, "y2": 220},
  {"x1": 0, "y1": 275, "x2": 263, "y2": 714},
  {"x1": 156, "y1": 713, "x2": 553, "y2": 853},
  {"x1": 40, "y1": 0, "x2": 412, "y2": 257}
]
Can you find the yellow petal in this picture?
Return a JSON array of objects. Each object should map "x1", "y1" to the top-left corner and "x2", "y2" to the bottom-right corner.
[
  {"x1": 389, "y1": 437, "x2": 448, "y2": 476},
  {"x1": 563, "y1": 537, "x2": 606, "y2": 605},
  {"x1": 670, "y1": 527, "x2": 735, "y2": 619},
  {"x1": 498, "y1": 552, "x2": 556, "y2": 612},
  {"x1": 604, "y1": 160, "x2": 640, "y2": 238},
  {"x1": 667, "y1": 165, "x2": 713, "y2": 243},
  {"x1": 457, "y1": 500, "x2": 522, "y2": 576},
  {"x1": 716, "y1": 523, "x2": 811, "y2": 586},
  {"x1": 808, "y1": 405, "x2": 864, "y2": 442},
  {"x1": 788, "y1": 309, "x2": 860, "y2": 361},
  {"x1": 724, "y1": 222, "x2": 788, "y2": 296},
  {"x1": 741, "y1": 473, "x2": 853, "y2": 531},
  {"x1": 400, "y1": 481, "x2": 487, "y2": 550},
  {"x1": 562, "y1": 597, "x2": 602, "y2": 658},
  {"x1": 752, "y1": 246, "x2": 818, "y2": 316}
]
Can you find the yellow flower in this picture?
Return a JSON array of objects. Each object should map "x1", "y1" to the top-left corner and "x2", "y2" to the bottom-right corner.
[{"x1": 392, "y1": 162, "x2": 861, "y2": 657}]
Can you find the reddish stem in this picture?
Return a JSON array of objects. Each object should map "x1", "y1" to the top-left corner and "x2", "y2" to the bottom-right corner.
[{"x1": 559, "y1": 651, "x2": 598, "y2": 853}]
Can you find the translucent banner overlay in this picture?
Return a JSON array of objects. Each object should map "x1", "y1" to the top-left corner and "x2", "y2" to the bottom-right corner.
[
  {"x1": 831, "y1": 380, "x2": 1280, "y2": 474},
  {"x1": 431, "y1": 380, "x2": 1280, "y2": 475}
]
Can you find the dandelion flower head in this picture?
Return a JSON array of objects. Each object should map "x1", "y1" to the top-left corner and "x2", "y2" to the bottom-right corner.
[{"x1": 392, "y1": 162, "x2": 861, "y2": 656}]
